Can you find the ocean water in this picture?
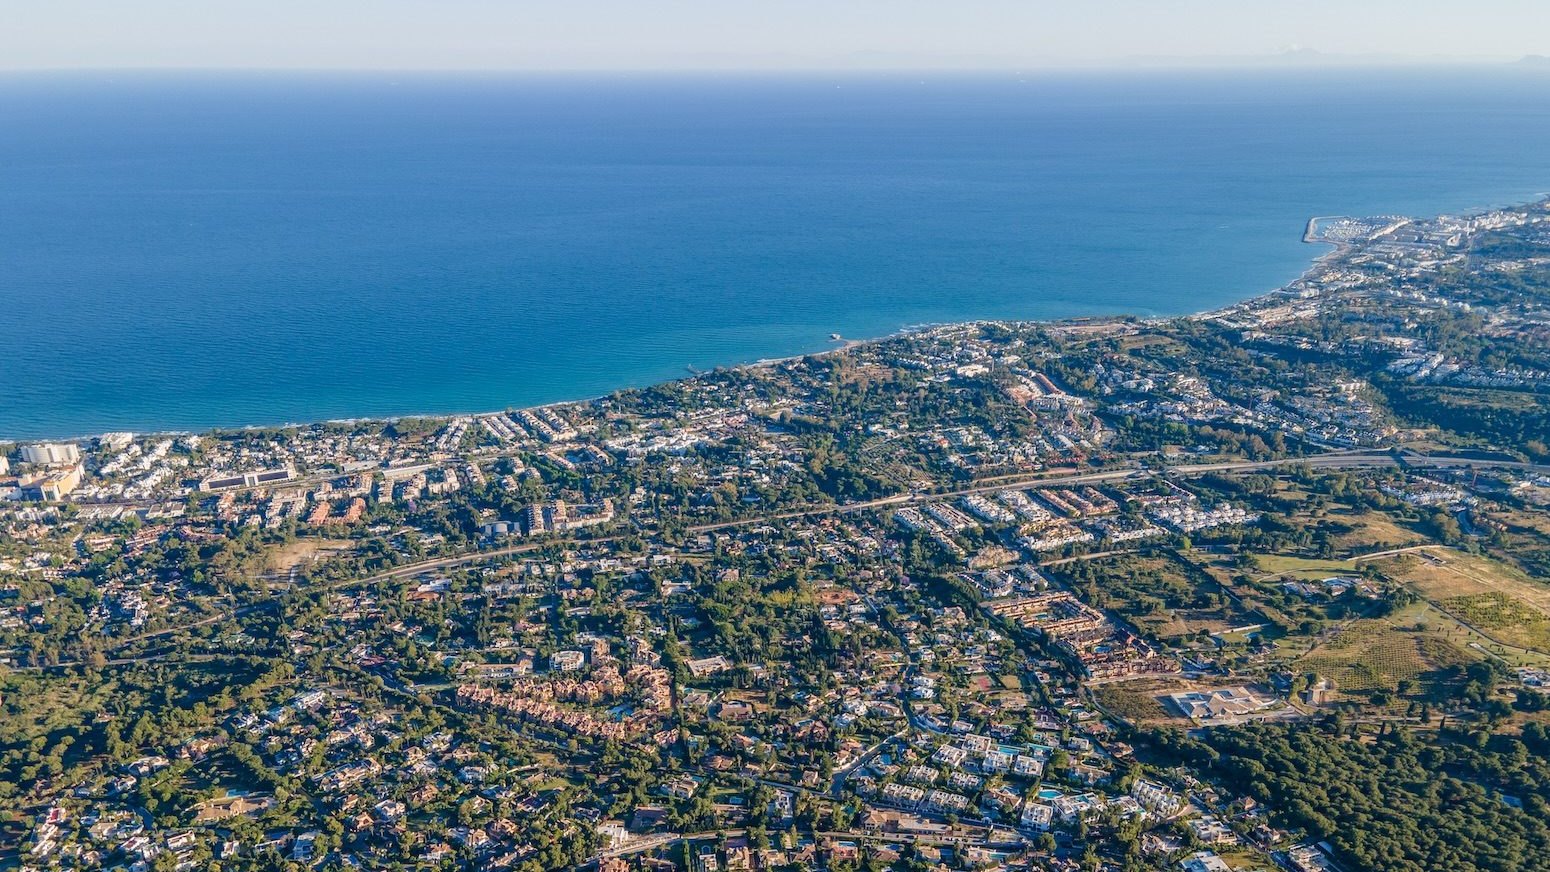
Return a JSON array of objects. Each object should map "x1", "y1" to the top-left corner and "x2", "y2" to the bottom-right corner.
[{"x1": 3, "y1": 68, "x2": 1549, "y2": 438}]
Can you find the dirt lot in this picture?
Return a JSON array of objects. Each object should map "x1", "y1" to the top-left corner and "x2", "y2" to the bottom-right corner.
[
  {"x1": 267, "y1": 537, "x2": 354, "y2": 573},
  {"x1": 1091, "y1": 677, "x2": 1188, "y2": 725}
]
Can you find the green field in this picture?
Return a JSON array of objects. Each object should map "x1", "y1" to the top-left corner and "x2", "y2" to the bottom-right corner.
[
  {"x1": 1442, "y1": 593, "x2": 1550, "y2": 653},
  {"x1": 1298, "y1": 615, "x2": 1477, "y2": 699},
  {"x1": 1253, "y1": 555, "x2": 1359, "y2": 576}
]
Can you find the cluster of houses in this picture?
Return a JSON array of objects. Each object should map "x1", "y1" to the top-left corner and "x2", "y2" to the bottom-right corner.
[
  {"x1": 455, "y1": 661, "x2": 672, "y2": 741},
  {"x1": 988, "y1": 591, "x2": 1178, "y2": 681},
  {"x1": 899, "y1": 477, "x2": 1261, "y2": 561}
]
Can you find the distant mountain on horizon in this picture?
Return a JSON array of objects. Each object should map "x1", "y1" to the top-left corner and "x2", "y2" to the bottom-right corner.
[
  {"x1": 828, "y1": 46, "x2": 1532, "y2": 71},
  {"x1": 1113, "y1": 47, "x2": 1523, "y2": 70}
]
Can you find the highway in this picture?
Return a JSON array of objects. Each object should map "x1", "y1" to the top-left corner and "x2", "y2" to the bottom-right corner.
[{"x1": 21, "y1": 449, "x2": 1545, "y2": 672}]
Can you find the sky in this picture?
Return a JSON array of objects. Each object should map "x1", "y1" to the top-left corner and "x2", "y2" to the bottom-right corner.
[{"x1": 2, "y1": 0, "x2": 1547, "y2": 71}]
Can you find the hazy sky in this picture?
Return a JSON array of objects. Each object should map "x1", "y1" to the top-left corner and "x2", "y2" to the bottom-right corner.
[{"x1": 4, "y1": 0, "x2": 1548, "y2": 71}]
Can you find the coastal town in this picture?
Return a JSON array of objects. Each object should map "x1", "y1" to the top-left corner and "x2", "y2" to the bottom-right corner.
[{"x1": 4, "y1": 199, "x2": 1550, "y2": 872}]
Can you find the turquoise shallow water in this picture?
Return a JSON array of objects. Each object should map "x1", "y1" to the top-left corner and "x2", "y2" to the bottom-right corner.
[{"x1": 3, "y1": 68, "x2": 1548, "y2": 438}]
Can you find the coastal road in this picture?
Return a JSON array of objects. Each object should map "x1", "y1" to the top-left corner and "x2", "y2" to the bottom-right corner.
[
  {"x1": 39, "y1": 449, "x2": 1546, "y2": 670},
  {"x1": 681, "y1": 448, "x2": 1532, "y2": 536}
]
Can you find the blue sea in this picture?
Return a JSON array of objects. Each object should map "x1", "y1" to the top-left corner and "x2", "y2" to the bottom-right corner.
[{"x1": 3, "y1": 68, "x2": 1549, "y2": 438}]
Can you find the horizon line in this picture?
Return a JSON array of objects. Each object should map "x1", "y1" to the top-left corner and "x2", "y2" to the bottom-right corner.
[{"x1": 1, "y1": 58, "x2": 1546, "y2": 76}]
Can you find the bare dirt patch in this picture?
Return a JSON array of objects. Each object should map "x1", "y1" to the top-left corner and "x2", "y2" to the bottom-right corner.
[{"x1": 267, "y1": 537, "x2": 354, "y2": 573}]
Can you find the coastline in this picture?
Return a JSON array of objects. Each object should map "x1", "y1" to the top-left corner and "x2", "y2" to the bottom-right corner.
[
  {"x1": 10, "y1": 66, "x2": 1550, "y2": 446},
  {"x1": 1, "y1": 197, "x2": 1536, "y2": 445},
  {"x1": 0, "y1": 231, "x2": 1329, "y2": 444}
]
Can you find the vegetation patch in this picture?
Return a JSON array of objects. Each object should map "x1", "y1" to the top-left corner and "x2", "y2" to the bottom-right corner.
[
  {"x1": 1443, "y1": 593, "x2": 1550, "y2": 652},
  {"x1": 1092, "y1": 684, "x2": 1172, "y2": 724},
  {"x1": 1177, "y1": 724, "x2": 1550, "y2": 872},
  {"x1": 1299, "y1": 620, "x2": 1476, "y2": 697}
]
